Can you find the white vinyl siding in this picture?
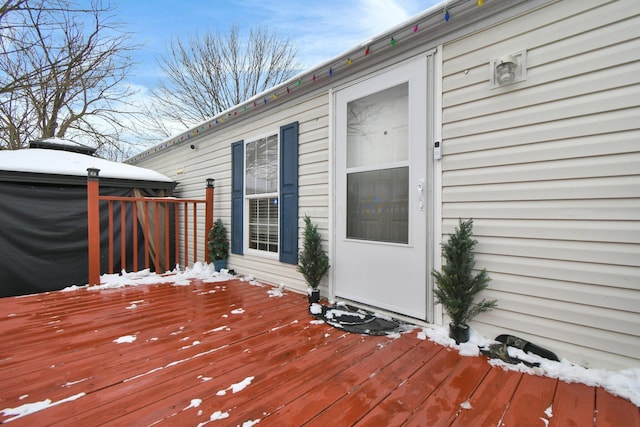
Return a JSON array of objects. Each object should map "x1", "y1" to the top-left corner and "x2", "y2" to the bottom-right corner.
[
  {"x1": 134, "y1": 92, "x2": 330, "y2": 293},
  {"x1": 440, "y1": 0, "x2": 640, "y2": 369}
]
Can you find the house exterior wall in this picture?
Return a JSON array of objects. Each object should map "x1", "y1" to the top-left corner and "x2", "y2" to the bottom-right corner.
[
  {"x1": 132, "y1": 0, "x2": 639, "y2": 369},
  {"x1": 134, "y1": 92, "x2": 331, "y2": 292},
  {"x1": 440, "y1": 0, "x2": 640, "y2": 369}
]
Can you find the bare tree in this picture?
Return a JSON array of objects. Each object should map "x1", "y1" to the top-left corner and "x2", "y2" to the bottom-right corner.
[
  {"x1": 0, "y1": 0, "x2": 142, "y2": 160},
  {"x1": 149, "y1": 25, "x2": 300, "y2": 134}
]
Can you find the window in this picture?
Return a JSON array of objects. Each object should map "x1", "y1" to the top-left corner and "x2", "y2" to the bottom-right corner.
[
  {"x1": 245, "y1": 134, "x2": 279, "y2": 254},
  {"x1": 231, "y1": 122, "x2": 298, "y2": 264}
]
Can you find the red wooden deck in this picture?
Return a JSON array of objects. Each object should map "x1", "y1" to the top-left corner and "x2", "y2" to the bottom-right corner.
[{"x1": 1, "y1": 278, "x2": 638, "y2": 426}]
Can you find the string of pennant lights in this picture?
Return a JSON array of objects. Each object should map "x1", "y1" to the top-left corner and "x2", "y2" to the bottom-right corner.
[{"x1": 132, "y1": 0, "x2": 485, "y2": 162}]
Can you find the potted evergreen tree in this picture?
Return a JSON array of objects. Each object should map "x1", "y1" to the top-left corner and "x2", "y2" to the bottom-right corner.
[
  {"x1": 432, "y1": 218, "x2": 497, "y2": 344},
  {"x1": 297, "y1": 215, "x2": 330, "y2": 303},
  {"x1": 207, "y1": 219, "x2": 229, "y2": 271}
]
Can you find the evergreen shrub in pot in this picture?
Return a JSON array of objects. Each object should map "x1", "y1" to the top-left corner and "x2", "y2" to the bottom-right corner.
[
  {"x1": 208, "y1": 219, "x2": 229, "y2": 271},
  {"x1": 432, "y1": 218, "x2": 497, "y2": 344},
  {"x1": 297, "y1": 215, "x2": 329, "y2": 303}
]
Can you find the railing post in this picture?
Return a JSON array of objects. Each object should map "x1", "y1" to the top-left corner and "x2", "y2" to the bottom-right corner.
[
  {"x1": 87, "y1": 168, "x2": 101, "y2": 286},
  {"x1": 205, "y1": 178, "x2": 215, "y2": 263}
]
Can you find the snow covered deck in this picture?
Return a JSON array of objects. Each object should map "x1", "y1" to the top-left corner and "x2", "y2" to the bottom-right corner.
[{"x1": 1, "y1": 275, "x2": 638, "y2": 426}]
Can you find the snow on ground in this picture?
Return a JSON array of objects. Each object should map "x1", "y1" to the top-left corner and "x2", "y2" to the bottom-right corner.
[
  {"x1": 417, "y1": 325, "x2": 640, "y2": 407},
  {"x1": 61, "y1": 262, "x2": 235, "y2": 291}
]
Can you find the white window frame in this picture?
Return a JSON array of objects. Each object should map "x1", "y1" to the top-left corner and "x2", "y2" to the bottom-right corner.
[{"x1": 243, "y1": 130, "x2": 280, "y2": 259}]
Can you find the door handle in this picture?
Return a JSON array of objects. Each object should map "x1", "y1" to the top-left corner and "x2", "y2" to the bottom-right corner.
[{"x1": 417, "y1": 179, "x2": 425, "y2": 211}]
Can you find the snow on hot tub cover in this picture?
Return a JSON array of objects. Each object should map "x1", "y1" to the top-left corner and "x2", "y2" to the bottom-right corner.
[{"x1": 0, "y1": 143, "x2": 173, "y2": 184}]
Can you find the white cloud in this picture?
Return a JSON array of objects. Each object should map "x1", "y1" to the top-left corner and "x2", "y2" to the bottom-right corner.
[{"x1": 230, "y1": 0, "x2": 433, "y2": 68}]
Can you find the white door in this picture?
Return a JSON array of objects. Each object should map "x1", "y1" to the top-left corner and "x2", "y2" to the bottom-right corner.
[{"x1": 333, "y1": 57, "x2": 429, "y2": 320}]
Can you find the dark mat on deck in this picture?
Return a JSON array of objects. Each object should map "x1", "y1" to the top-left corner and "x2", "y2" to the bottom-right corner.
[{"x1": 310, "y1": 302, "x2": 403, "y2": 335}]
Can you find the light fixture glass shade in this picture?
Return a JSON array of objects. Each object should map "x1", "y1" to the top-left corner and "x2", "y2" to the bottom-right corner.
[{"x1": 496, "y1": 56, "x2": 517, "y2": 86}]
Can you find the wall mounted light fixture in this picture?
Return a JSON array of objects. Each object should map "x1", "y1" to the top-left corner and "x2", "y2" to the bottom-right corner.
[{"x1": 490, "y1": 50, "x2": 527, "y2": 88}]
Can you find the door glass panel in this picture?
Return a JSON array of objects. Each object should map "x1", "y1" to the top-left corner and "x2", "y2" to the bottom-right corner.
[
  {"x1": 347, "y1": 83, "x2": 408, "y2": 169},
  {"x1": 347, "y1": 167, "x2": 409, "y2": 244}
]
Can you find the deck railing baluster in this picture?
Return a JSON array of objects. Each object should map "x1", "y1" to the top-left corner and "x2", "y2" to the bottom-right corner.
[
  {"x1": 154, "y1": 202, "x2": 160, "y2": 272},
  {"x1": 164, "y1": 201, "x2": 170, "y2": 271},
  {"x1": 183, "y1": 202, "x2": 188, "y2": 267},
  {"x1": 121, "y1": 200, "x2": 126, "y2": 272},
  {"x1": 174, "y1": 203, "x2": 180, "y2": 268},
  {"x1": 133, "y1": 202, "x2": 138, "y2": 271},
  {"x1": 192, "y1": 202, "x2": 197, "y2": 265},
  {"x1": 108, "y1": 200, "x2": 114, "y2": 274},
  {"x1": 144, "y1": 201, "x2": 150, "y2": 269}
]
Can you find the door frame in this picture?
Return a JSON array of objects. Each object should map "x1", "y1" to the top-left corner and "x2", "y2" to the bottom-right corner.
[{"x1": 328, "y1": 52, "x2": 437, "y2": 323}]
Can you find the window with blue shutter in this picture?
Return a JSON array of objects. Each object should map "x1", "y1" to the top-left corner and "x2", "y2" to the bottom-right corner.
[
  {"x1": 231, "y1": 122, "x2": 299, "y2": 263},
  {"x1": 279, "y1": 122, "x2": 299, "y2": 265}
]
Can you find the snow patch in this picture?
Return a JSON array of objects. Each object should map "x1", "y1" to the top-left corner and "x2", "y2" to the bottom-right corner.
[
  {"x1": 197, "y1": 411, "x2": 230, "y2": 426},
  {"x1": 460, "y1": 400, "x2": 472, "y2": 410},
  {"x1": 417, "y1": 323, "x2": 640, "y2": 406},
  {"x1": 309, "y1": 303, "x2": 323, "y2": 315},
  {"x1": 64, "y1": 378, "x2": 88, "y2": 387},
  {"x1": 60, "y1": 285, "x2": 84, "y2": 292},
  {"x1": 113, "y1": 335, "x2": 136, "y2": 344},
  {"x1": 492, "y1": 350, "x2": 640, "y2": 407},
  {"x1": 544, "y1": 404, "x2": 553, "y2": 418},
  {"x1": 271, "y1": 320, "x2": 298, "y2": 332},
  {"x1": 183, "y1": 399, "x2": 202, "y2": 410},
  {"x1": 458, "y1": 342, "x2": 480, "y2": 357},
  {"x1": 210, "y1": 411, "x2": 229, "y2": 420},
  {"x1": 181, "y1": 341, "x2": 200, "y2": 350},
  {"x1": 123, "y1": 344, "x2": 229, "y2": 382},
  {"x1": 242, "y1": 420, "x2": 261, "y2": 426},
  {"x1": 267, "y1": 288, "x2": 283, "y2": 298},
  {"x1": 63, "y1": 262, "x2": 235, "y2": 291},
  {"x1": 1, "y1": 392, "x2": 85, "y2": 422},
  {"x1": 0, "y1": 147, "x2": 172, "y2": 182},
  {"x1": 231, "y1": 308, "x2": 245, "y2": 315},
  {"x1": 216, "y1": 376, "x2": 255, "y2": 396}
]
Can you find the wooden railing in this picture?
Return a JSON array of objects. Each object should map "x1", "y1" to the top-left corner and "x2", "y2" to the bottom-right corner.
[{"x1": 87, "y1": 168, "x2": 214, "y2": 285}]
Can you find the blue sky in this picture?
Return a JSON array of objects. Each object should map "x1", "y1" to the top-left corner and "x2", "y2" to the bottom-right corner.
[{"x1": 115, "y1": 0, "x2": 441, "y2": 90}]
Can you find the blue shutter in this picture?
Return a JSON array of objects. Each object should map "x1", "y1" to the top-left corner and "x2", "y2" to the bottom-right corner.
[
  {"x1": 279, "y1": 122, "x2": 299, "y2": 265},
  {"x1": 231, "y1": 140, "x2": 244, "y2": 255}
]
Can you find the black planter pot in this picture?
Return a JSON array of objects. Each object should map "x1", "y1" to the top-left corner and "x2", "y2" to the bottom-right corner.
[
  {"x1": 308, "y1": 289, "x2": 320, "y2": 303},
  {"x1": 449, "y1": 323, "x2": 470, "y2": 344}
]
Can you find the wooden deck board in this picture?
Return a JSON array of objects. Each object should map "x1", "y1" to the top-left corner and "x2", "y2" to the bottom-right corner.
[
  {"x1": 595, "y1": 387, "x2": 640, "y2": 427},
  {"x1": 450, "y1": 365, "x2": 523, "y2": 427},
  {"x1": 400, "y1": 355, "x2": 490, "y2": 427},
  {"x1": 550, "y1": 381, "x2": 595, "y2": 427},
  {"x1": 499, "y1": 373, "x2": 558, "y2": 426},
  {"x1": 1, "y1": 277, "x2": 638, "y2": 426}
]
